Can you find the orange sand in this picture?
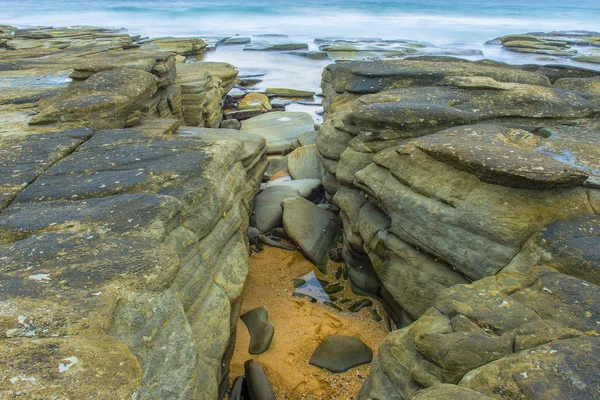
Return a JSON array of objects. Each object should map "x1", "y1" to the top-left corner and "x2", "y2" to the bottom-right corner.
[{"x1": 229, "y1": 245, "x2": 388, "y2": 399}]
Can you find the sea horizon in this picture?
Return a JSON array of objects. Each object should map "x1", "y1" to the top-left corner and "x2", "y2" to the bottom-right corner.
[{"x1": 2, "y1": 0, "x2": 599, "y2": 45}]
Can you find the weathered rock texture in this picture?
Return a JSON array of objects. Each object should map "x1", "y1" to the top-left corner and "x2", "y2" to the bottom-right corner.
[
  {"x1": 0, "y1": 27, "x2": 264, "y2": 400},
  {"x1": 0, "y1": 27, "x2": 230, "y2": 132},
  {"x1": 316, "y1": 57, "x2": 600, "y2": 399}
]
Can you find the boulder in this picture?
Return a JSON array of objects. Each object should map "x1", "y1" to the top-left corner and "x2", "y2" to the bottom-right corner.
[
  {"x1": 282, "y1": 197, "x2": 341, "y2": 270},
  {"x1": 240, "y1": 307, "x2": 274, "y2": 355},
  {"x1": 287, "y1": 144, "x2": 325, "y2": 180},
  {"x1": 238, "y1": 92, "x2": 272, "y2": 112},
  {"x1": 253, "y1": 186, "x2": 301, "y2": 232},
  {"x1": 360, "y1": 268, "x2": 598, "y2": 399},
  {"x1": 244, "y1": 42, "x2": 308, "y2": 51},
  {"x1": 269, "y1": 179, "x2": 322, "y2": 198}
]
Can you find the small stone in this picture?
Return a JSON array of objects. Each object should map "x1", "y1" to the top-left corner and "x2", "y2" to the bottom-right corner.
[
  {"x1": 219, "y1": 119, "x2": 240, "y2": 130},
  {"x1": 292, "y1": 279, "x2": 306, "y2": 288},
  {"x1": 240, "y1": 307, "x2": 275, "y2": 355},
  {"x1": 348, "y1": 298, "x2": 373, "y2": 312}
]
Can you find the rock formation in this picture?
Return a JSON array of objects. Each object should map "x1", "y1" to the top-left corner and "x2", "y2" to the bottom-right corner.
[
  {"x1": 315, "y1": 57, "x2": 600, "y2": 399},
  {"x1": 0, "y1": 27, "x2": 265, "y2": 399}
]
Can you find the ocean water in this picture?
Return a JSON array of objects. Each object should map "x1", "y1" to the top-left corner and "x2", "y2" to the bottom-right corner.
[
  {"x1": 2, "y1": 0, "x2": 599, "y2": 121},
  {"x1": 2, "y1": 0, "x2": 599, "y2": 43}
]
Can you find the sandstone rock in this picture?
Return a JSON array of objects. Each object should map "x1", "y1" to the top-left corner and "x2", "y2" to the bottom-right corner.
[
  {"x1": 360, "y1": 268, "x2": 598, "y2": 399},
  {"x1": 414, "y1": 124, "x2": 588, "y2": 189},
  {"x1": 176, "y1": 62, "x2": 239, "y2": 127},
  {"x1": 70, "y1": 50, "x2": 176, "y2": 86},
  {"x1": 505, "y1": 215, "x2": 600, "y2": 286},
  {"x1": 322, "y1": 58, "x2": 551, "y2": 95},
  {"x1": 287, "y1": 144, "x2": 325, "y2": 180},
  {"x1": 143, "y1": 37, "x2": 207, "y2": 55},
  {"x1": 282, "y1": 197, "x2": 341, "y2": 270},
  {"x1": 240, "y1": 112, "x2": 316, "y2": 154},
  {"x1": 264, "y1": 88, "x2": 316, "y2": 97},
  {"x1": 29, "y1": 69, "x2": 158, "y2": 129},
  {"x1": 238, "y1": 92, "x2": 272, "y2": 112},
  {"x1": 317, "y1": 58, "x2": 600, "y2": 335},
  {"x1": 411, "y1": 384, "x2": 495, "y2": 399},
  {"x1": 355, "y1": 146, "x2": 594, "y2": 281}
]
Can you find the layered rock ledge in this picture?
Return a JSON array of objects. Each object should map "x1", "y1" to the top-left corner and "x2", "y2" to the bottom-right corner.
[
  {"x1": 315, "y1": 57, "x2": 600, "y2": 399},
  {"x1": 0, "y1": 27, "x2": 267, "y2": 399}
]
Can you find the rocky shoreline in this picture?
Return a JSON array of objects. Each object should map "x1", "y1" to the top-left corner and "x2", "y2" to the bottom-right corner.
[{"x1": 0, "y1": 25, "x2": 599, "y2": 399}]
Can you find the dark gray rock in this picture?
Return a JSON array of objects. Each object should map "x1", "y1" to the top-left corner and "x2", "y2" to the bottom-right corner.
[
  {"x1": 244, "y1": 360, "x2": 276, "y2": 400},
  {"x1": 240, "y1": 307, "x2": 274, "y2": 355},
  {"x1": 309, "y1": 335, "x2": 373, "y2": 373}
]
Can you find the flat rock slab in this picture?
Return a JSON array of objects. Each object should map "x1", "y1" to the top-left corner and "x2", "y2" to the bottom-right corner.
[
  {"x1": 265, "y1": 88, "x2": 316, "y2": 98},
  {"x1": 324, "y1": 58, "x2": 552, "y2": 94},
  {"x1": 143, "y1": 37, "x2": 206, "y2": 55},
  {"x1": 309, "y1": 334, "x2": 373, "y2": 373},
  {"x1": 240, "y1": 307, "x2": 275, "y2": 355},
  {"x1": 224, "y1": 37, "x2": 251, "y2": 45},
  {"x1": 282, "y1": 197, "x2": 341, "y2": 270},
  {"x1": 254, "y1": 186, "x2": 301, "y2": 232},
  {"x1": 0, "y1": 129, "x2": 93, "y2": 211},
  {"x1": 29, "y1": 69, "x2": 158, "y2": 129},
  {"x1": 244, "y1": 42, "x2": 308, "y2": 51},
  {"x1": 240, "y1": 112, "x2": 316, "y2": 154},
  {"x1": 287, "y1": 144, "x2": 325, "y2": 180},
  {"x1": 414, "y1": 124, "x2": 589, "y2": 189}
]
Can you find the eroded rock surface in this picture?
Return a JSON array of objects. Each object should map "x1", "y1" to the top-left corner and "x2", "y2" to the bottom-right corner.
[
  {"x1": 0, "y1": 28, "x2": 266, "y2": 399},
  {"x1": 316, "y1": 57, "x2": 600, "y2": 398}
]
